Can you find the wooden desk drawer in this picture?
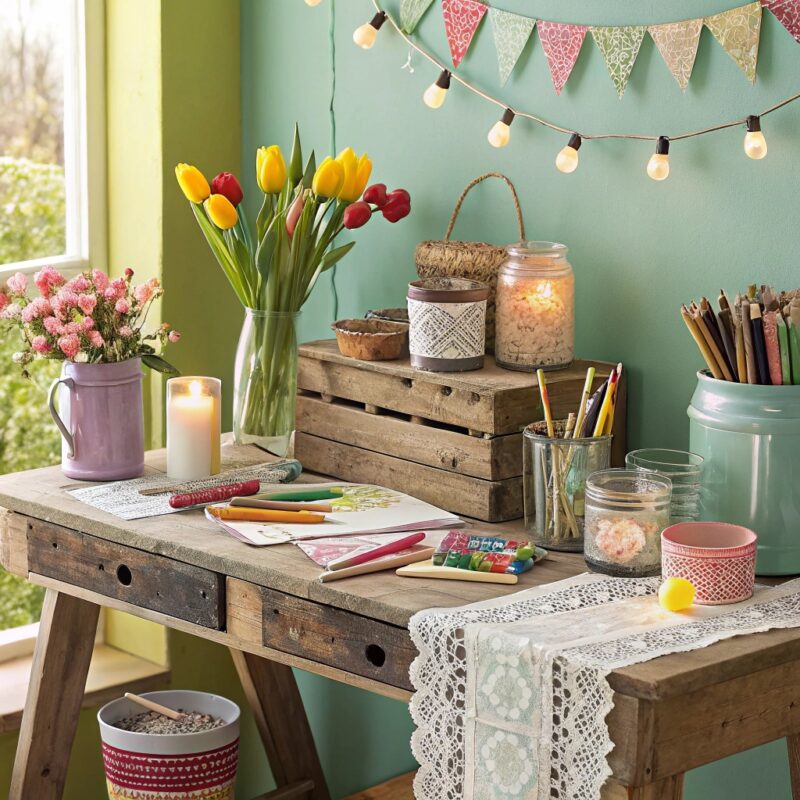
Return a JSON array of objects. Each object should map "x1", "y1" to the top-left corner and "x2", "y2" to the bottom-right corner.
[
  {"x1": 27, "y1": 519, "x2": 225, "y2": 629},
  {"x1": 261, "y1": 588, "x2": 416, "y2": 691}
]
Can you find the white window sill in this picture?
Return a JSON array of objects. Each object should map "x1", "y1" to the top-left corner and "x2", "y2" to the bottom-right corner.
[{"x1": 0, "y1": 643, "x2": 169, "y2": 734}]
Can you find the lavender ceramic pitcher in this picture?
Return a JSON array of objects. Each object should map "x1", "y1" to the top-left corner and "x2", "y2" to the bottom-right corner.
[{"x1": 48, "y1": 358, "x2": 145, "y2": 480}]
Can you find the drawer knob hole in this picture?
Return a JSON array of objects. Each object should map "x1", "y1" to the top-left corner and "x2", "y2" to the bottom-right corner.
[
  {"x1": 365, "y1": 644, "x2": 386, "y2": 667},
  {"x1": 116, "y1": 564, "x2": 133, "y2": 586}
]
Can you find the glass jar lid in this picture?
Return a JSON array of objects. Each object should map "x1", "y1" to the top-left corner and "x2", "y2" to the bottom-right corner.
[
  {"x1": 506, "y1": 241, "x2": 568, "y2": 258},
  {"x1": 586, "y1": 468, "x2": 672, "y2": 510}
]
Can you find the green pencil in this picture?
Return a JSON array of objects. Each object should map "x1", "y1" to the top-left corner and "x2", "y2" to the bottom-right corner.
[
  {"x1": 258, "y1": 488, "x2": 345, "y2": 502},
  {"x1": 777, "y1": 312, "x2": 792, "y2": 385}
]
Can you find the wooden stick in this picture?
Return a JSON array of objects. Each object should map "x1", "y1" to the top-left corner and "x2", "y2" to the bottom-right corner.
[
  {"x1": 735, "y1": 319, "x2": 747, "y2": 383},
  {"x1": 124, "y1": 692, "x2": 184, "y2": 720},
  {"x1": 681, "y1": 305, "x2": 723, "y2": 380},
  {"x1": 536, "y1": 369, "x2": 555, "y2": 438}
]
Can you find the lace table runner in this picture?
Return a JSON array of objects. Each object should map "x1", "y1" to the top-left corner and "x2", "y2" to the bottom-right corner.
[{"x1": 409, "y1": 573, "x2": 800, "y2": 800}]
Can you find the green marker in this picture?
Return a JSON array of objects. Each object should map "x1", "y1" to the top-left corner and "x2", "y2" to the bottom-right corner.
[{"x1": 259, "y1": 487, "x2": 344, "y2": 502}]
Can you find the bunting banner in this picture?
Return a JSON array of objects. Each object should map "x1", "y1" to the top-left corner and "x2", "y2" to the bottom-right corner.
[
  {"x1": 400, "y1": 0, "x2": 437, "y2": 33},
  {"x1": 537, "y1": 22, "x2": 587, "y2": 96},
  {"x1": 400, "y1": 0, "x2": 797, "y2": 94},
  {"x1": 590, "y1": 26, "x2": 646, "y2": 98},
  {"x1": 762, "y1": 0, "x2": 800, "y2": 42},
  {"x1": 489, "y1": 8, "x2": 536, "y2": 85},
  {"x1": 648, "y1": 19, "x2": 703, "y2": 90},
  {"x1": 442, "y1": 0, "x2": 488, "y2": 67},
  {"x1": 704, "y1": 1, "x2": 762, "y2": 82}
]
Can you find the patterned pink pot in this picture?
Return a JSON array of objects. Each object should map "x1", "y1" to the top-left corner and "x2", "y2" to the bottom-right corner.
[
  {"x1": 98, "y1": 691, "x2": 239, "y2": 799},
  {"x1": 662, "y1": 522, "x2": 757, "y2": 605}
]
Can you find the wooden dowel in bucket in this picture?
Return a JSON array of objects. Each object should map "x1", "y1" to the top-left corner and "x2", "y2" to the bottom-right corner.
[{"x1": 124, "y1": 692, "x2": 184, "y2": 720}]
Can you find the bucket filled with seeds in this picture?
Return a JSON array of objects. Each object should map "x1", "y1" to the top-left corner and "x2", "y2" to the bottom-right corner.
[{"x1": 98, "y1": 690, "x2": 240, "y2": 800}]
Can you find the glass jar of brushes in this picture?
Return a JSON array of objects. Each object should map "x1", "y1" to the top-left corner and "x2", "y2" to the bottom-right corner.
[{"x1": 523, "y1": 420, "x2": 613, "y2": 551}]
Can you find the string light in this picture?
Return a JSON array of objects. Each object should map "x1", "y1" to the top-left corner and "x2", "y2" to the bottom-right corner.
[
  {"x1": 744, "y1": 115, "x2": 768, "y2": 159},
  {"x1": 304, "y1": 0, "x2": 323, "y2": 6},
  {"x1": 556, "y1": 133, "x2": 582, "y2": 173},
  {"x1": 353, "y1": 11, "x2": 387, "y2": 49},
  {"x1": 647, "y1": 137, "x2": 671, "y2": 181},
  {"x1": 488, "y1": 108, "x2": 515, "y2": 148},
  {"x1": 424, "y1": 69, "x2": 451, "y2": 109}
]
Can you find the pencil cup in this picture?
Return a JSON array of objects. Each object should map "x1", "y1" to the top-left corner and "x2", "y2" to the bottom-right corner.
[
  {"x1": 523, "y1": 421, "x2": 612, "y2": 552},
  {"x1": 625, "y1": 449, "x2": 704, "y2": 524}
]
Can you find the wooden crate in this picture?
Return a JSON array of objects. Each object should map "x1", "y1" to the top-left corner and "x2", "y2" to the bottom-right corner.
[{"x1": 295, "y1": 340, "x2": 626, "y2": 522}]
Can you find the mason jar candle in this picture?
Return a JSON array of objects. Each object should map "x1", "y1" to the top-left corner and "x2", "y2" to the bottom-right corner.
[
  {"x1": 167, "y1": 377, "x2": 222, "y2": 481},
  {"x1": 494, "y1": 241, "x2": 574, "y2": 371}
]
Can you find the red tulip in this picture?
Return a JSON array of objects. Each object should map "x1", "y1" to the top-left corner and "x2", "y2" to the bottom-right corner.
[
  {"x1": 343, "y1": 201, "x2": 372, "y2": 229},
  {"x1": 363, "y1": 183, "x2": 387, "y2": 208},
  {"x1": 381, "y1": 189, "x2": 411, "y2": 223},
  {"x1": 210, "y1": 172, "x2": 244, "y2": 206}
]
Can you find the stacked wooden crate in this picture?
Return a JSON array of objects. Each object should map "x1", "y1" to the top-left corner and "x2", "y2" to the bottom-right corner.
[{"x1": 295, "y1": 340, "x2": 625, "y2": 522}]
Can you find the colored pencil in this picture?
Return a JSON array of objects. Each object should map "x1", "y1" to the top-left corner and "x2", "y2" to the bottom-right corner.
[
  {"x1": 740, "y1": 298, "x2": 758, "y2": 384},
  {"x1": 572, "y1": 367, "x2": 595, "y2": 440},
  {"x1": 763, "y1": 311, "x2": 783, "y2": 385},
  {"x1": 735, "y1": 318, "x2": 746, "y2": 383},
  {"x1": 581, "y1": 378, "x2": 608, "y2": 437},
  {"x1": 536, "y1": 369, "x2": 555, "y2": 438},
  {"x1": 777, "y1": 312, "x2": 792, "y2": 385},
  {"x1": 207, "y1": 506, "x2": 326, "y2": 523},
  {"x1": 681, "y1": 305, "x2": 723, "y2": 379},
  {"x1": 593, "y1": 363, "x2": 620, "y2": 436},
  {"x1": 750, "y1": 302, "x2": 769, "y2": 384},
  {"x1": 693, "y1": 305, "x2": 733, "y2": 381}
]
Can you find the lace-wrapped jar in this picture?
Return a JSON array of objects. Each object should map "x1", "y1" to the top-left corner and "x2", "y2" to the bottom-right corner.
[
  {"x1": 584, "y1": 469, "x2": 672, "y2": 577},
  {"x1": 494, "y1": 241, "x2": 574, "y2": 372}
]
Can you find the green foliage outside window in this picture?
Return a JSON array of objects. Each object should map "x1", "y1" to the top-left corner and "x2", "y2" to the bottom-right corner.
[{"x1": 0, "y1": 156, "x2": 65, "y2": 631}]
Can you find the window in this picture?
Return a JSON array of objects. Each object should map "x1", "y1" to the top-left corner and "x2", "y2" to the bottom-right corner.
[
  {"x1": 0, "y1": 0, "x2": 106, "y2": 278},
  {"x1": 0, "y1": 0, "x2": 106, "y2": 656}
]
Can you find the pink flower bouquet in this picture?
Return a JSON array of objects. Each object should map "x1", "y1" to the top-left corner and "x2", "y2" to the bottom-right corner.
[{"x1": 0, "y1": 266, "x2": 179, "y2": 376}]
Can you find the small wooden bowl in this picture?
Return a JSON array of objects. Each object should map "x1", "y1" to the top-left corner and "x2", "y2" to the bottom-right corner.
[{"x1": 332, "y1": 319, "x2": 409, "y2": 361}]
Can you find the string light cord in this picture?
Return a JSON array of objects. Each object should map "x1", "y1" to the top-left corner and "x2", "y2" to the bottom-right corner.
[{"x1": 370, "y1": 0, "x2": 800, "y2": 143}]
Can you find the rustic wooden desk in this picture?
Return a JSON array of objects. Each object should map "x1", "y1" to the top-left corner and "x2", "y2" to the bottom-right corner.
[{"x1": 1, "y1": 445, "x2": 800, "y2": 800}]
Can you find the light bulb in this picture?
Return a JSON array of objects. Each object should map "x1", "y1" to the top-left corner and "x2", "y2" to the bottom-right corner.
[
  {"x1": 555, "y1": 133, "x2": 582, "y2": 173},
  {"x1": 304, "y1": 0, "x2": 322, "y2": 6},
  {"x1": 353, "y1": 12, "x2": 386, "y2": 49},
  {"x1": 744, "y1": 115, "x2": 767, "y2": 160},
  {"x1": 423, "y1": 70, "x2": 451, "y2": 109},
  {"x1": 647, "y1": 136, "x2": 670, "y2": 181},
  {"x1": 488, "y1": 108, "x2": 515, "y2": 148}
]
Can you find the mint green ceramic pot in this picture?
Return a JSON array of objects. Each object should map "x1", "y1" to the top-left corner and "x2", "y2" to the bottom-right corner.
[{"x1": 688, "y1": 371, "x2": 800, "y2": 575}]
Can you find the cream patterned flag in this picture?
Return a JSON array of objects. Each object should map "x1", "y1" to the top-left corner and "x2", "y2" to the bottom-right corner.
[
  {"x1": 442, "y1": 0, "x2": 488, "y2": 67},
  {"x1": 648, "y1": 19, "x2": 703, "y2": 90},
  {"x1": 761, "y1": 0, "x2": 800, "y2": 43},
  {"x1": 400, "y1": 0, "x2": 436, "y2": 33},
  {"x1": 590, "y1": 26, "x2": 646, "y2": 97},
  {"x1": 705, "y1": 1, "x2": 762, "y2": 82},
  {"x1": 537, "y1": 21, "x2": 587, "y2": 95},
  {"x1": 489, "y1": 8, "x2": 536, "y2": 85}
]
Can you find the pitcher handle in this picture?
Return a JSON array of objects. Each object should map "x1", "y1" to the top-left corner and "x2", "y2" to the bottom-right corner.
[{"x1": 48, "y1": 377, "x2": 75, "y2": 459}]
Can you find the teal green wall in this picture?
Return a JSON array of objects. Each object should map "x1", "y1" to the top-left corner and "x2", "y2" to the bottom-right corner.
[{"x1": 242, "y1": 0, "x2": 800, "y2": 797}]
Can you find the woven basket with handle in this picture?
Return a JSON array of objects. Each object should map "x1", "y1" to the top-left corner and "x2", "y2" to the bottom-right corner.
[{"x1": 415, "y1": 172, "x2": 526, "y2": 352}]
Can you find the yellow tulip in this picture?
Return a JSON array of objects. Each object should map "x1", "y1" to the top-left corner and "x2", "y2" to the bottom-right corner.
[
  {"x1": 204, "y1": 193, "x2": 238, "y2": 230},
  {"x1": 175, "y1": 163, "x2": 211, "y2": 203},
  {"x1": 256, "y1": 145, "x2": 287, "y2": 194},
  {"x1": 336, "y1": 148, "x2": 372, "y2": 202},
  {"x1": 312, "y1": 157, "x2": 345, "y2": 199}
]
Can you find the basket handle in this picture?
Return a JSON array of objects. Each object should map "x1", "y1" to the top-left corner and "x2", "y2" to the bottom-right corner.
[{"x1": 444, "y1": 172, "x2": 526, "y2": 242}]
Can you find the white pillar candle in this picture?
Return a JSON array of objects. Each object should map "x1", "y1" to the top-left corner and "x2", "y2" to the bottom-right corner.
[{"x1": 166, "y1": 377, "x2": 221, "y2": 481}]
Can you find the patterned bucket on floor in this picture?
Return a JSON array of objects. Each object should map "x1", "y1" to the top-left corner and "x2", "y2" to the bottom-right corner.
[{"x1": 98, "y1": 691, "x2": 240, "y2": 799}]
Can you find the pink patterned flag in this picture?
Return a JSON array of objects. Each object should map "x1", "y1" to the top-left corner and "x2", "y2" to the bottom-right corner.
[
  {"x1": 648, "y1": 19, "x2": 703, "y2": 90},
  {"x1": 762, "y1": 0, "x2": 800, "y2": 42},
  {"x1": 537, "y1": 21, "x2": 587, "y2": 95},
  {"x1": 442, "y1": 0, "x2": 488, "y2": 67}
]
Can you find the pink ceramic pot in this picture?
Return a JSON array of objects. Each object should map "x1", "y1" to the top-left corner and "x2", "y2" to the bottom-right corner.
[{"x1": 661, "y1": 521, "x2": 757, "y2": 605}]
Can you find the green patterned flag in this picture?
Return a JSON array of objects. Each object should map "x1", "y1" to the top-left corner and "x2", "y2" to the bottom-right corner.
[
  {"x1": 489, "y1": 8, "x2": 536, "y2": 85},
  {"x1": 705, "y1": 1, "x2": 762, "y2": 83},
  {"x1": 401, "y1": 0, "x2": 436, "y2": 33},
  {"x1": 590, "y1": 26, "x2": 646, "y2": 98}
]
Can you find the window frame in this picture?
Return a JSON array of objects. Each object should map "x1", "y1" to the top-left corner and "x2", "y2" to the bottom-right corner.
[
  {"x1": 0, "y1": 0, "x2": 107, "y2": 279},
  {"x1": 0, "y1": 0, "x2": 106, "y2": 662}
]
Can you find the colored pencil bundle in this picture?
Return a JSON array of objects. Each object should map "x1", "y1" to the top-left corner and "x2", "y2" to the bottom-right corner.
[
  {"x1": 681, "y1": 287, "x2": 800, "y2": 385},
  {"x1": 533, "y1": 365, "x2": 622, "y2": 542}
]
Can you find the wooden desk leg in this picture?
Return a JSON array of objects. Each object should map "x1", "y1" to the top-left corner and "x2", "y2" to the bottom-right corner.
[
  {"x1": 230, "y1": 648, "x2": 330, "y2": 800},
  {"x1": 9, "y1": 588, "x2": 100, "y2": 800},
  {"x1": 788, "y1": 735, "x2": 800, "y2": 799}
]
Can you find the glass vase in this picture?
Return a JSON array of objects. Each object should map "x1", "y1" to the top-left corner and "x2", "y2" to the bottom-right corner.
[{"x1": 233, "y1": 309, "x2": 300, "y2": 457}]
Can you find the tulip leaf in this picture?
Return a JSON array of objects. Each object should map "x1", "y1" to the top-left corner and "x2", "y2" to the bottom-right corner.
[
  {"x1": 302, "y1": 151, "x2": 317, "y2": 191},
  {"x1": 256, "y1": 215, "x2": 279, "y2": 282},
  {"x1": 141, "y1": 354, "x2": 180, "y2": 376},
  {"x1": 321, "y1": 240, "x2": 356, "y2": 272},
  {"x1": 288, "y1": 123, "x2": 303, "y2": 186}
]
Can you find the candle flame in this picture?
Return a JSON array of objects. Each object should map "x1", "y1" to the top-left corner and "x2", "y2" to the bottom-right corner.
[
  {"x1": 525, "y1": 281, "x2": 554, "y2": 304},
  {"x1": 189, "y1": 380, "x2": 202, "y2": 398}
]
